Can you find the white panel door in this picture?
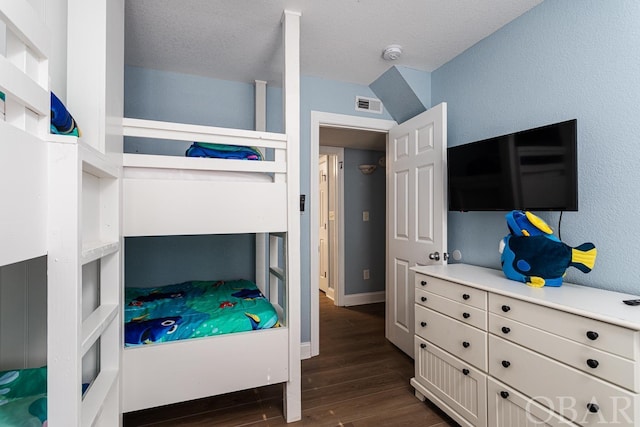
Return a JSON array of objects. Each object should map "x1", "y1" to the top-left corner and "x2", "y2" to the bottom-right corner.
[
  {"x1": 386, "y1": 103, "x2": 447, "y2": 357},
  {"x1": 319, "y1": 155, "x2": 329, "y2": 293}
]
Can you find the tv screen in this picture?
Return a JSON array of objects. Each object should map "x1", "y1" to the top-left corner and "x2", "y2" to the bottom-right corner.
[{"x1": 448, "y1": 119, "x2": 577, "y2": 211}]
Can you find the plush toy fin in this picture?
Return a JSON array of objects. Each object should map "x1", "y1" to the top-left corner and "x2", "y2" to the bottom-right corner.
[
  {"x1": 525, "y1": 211, "x2": 553, "y2": 235},
  {"x1": 570, "y1": 243, "x2": 597, "y2": 273},
  {"x1": 526, "y1": 276, "x2": 546, "y2": 288},
  {"x1": 505, "y1": 210, "x2": 555, "y2": 238}
]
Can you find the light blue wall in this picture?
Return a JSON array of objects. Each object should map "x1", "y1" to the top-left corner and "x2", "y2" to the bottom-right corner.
[
  {"x1": 343, "y1": 149, "x2": 386, "y2": 295},
  {"x1": 124, "y1": 66, "x2": 283, "y2": 155},
  {"x1": 125, "y1": 235, "x2": 256, "y2": 288},
  {"x1": 396, "y1": 66, "x2": 431, "y2": 109},
  {"x1": 433, "y1": 0, "x2": 640, "y2": 294},
  {"x1": 369, "y1": 66, "x2": 427, "y2": 123}
]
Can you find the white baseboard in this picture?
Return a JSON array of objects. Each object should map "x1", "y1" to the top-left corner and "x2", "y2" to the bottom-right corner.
[
  {"x1": 300, "y1": 341, "x2": 312, "y2": 359},
  {"x1": 343, "y1": 291, "x2": 385, "y2": 307}
]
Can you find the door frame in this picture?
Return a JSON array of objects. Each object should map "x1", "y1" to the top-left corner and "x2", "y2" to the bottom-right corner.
[
  {"x1": 318, "y1": 148, "x2": 340, "y2": 301},
  {"x1": 309, "y1": 111, "x2": 396, "y2": 357},
  {"x1": 317, "y1": 154, "x2": 330, "y2": 295}
]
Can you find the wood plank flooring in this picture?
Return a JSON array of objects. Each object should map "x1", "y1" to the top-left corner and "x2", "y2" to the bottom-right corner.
[{"x1": 123, "y1": 293, "x2": 457, "y2": 426}]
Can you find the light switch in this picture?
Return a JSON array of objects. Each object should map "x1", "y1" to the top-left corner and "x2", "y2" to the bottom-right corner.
[{"x1": 363, "y1": 211, "x2": 369, "y2": 221}]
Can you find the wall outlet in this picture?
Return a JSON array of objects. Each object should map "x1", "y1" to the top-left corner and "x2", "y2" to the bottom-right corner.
[
  {"x1": 363, "y1": 211, "x2": 369, "y2": 221},
  {"x1": 363, "y1": 269, "x2": 370, "y2": 280}
]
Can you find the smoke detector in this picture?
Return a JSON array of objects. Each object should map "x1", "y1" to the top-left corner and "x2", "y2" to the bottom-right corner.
[{"x1": 382, "y1": 44, "x2": 402, "y2": 61}]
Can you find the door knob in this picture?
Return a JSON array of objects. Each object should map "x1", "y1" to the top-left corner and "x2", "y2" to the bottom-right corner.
[{"x1": 428, "y1": 252, "x2": 440, "y2": 261}]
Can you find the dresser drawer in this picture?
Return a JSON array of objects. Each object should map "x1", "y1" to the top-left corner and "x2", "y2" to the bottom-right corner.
[
  {"x1": 415, "y1": 274, "x2": 487, "y2": 310},
  {"x1": 489, "y1": 335, "x2": 638, "y2": 426},
  {"x1": 489, "y1": 313, "x2": 639, "y2": 392},
  {"x1": 489, "y1": 294, "x2": 638, "y2": 360},
  {"x1": 415, "y1": 335, "x2": 487, "y2": 427},
  {"x1": 415, "y1": 304, "x2": 487, "y2": 369},
  {"x1": 488, "y1": 377, "x2": 579, "y2": 427},
  {"x1": 416, "y1": 288, "x2": 487, "y2": 330}
]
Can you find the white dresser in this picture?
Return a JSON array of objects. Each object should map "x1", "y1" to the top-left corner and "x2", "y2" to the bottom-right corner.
[{"x1": 411, "y1": 263, "x2": 640, "y2": 427}]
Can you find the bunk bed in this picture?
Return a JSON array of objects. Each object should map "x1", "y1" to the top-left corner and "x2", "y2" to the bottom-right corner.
[
  {"x1": 0, "y1": 2, "x2": 49, "y2": 425},
  {"x1": 1, "y1": 1, "x2": 124, "y2": 426},
  {"x1": 120, "y1": 10, "x2": 301, "y2": 422}
]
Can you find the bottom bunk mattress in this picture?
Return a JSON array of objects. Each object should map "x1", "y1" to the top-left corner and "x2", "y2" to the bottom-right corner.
[
  {"x1": 0, "y1": 367, "x2": 47, "y2": 426},
  {"x1": 124, "y1": 279, "x2": 280, "y2": 347}
]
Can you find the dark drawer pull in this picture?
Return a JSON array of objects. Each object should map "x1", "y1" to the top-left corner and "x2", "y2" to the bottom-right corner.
[
  {"x1": 586, "y1": 331, "x2": 599, "y2": 341},
  {"x1": 420, "y1": 321, "x2": 427, "y2": 327},
  {"x1": 501, "y1": 326, "x2": 511, "y2": 334},
  {"x1": 421, "y1": 296, "x2": 427, "y2": 302},
  {"x1": 587, "y1": 359, "x2": 599, "y2": 369},
  {"x1": 462, "y1": 312, "x2": 470, "y2": 319},
  {"x1": 420, "y1": 343, "x2": 426, "y2": 349},
  {"x1": 587, "y1": 403, "x2": 599, "y2": 413},
  {"x1": 462, "y1": 341, "x2": 470, "y2": 348},
  {"x1": 421, "y1": 280, "x2": 427, "y2": 286},
  {"x1": 462, "y1": 293, "x2": 470, "y2": 300},
  {"x1": 501, "y1": 305, "x2": 511, "y2": 312},
  {"x1": 500, "y1": 391, "x2": 509, "y2": 399},
  {"x1": 462, "y1": 368, "x2": 470, "y2": 376},
  {"x1": 501, "y1": 360, "x2": 511, "y2": 368}
]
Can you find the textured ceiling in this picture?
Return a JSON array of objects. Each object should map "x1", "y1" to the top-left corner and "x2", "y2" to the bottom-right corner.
[{"x1": 125, "y1": 0, "x2": 543, "y2": 86}]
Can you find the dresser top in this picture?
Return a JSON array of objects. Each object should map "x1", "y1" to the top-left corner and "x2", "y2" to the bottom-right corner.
[{"x1": 412, "y1": 263, "x2": 640, "y2": 331}]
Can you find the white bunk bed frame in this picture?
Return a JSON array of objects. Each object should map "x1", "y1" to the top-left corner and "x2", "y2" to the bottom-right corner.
[
  {"x1": 0, "y1": 0, "x2": 49, "y2": 268},
  {"x1": 120, "y1": 10, "x2": 301, "y2": 422},
  {"x1": 1, "y1": 1, "x2": 123, "y2": 426}
]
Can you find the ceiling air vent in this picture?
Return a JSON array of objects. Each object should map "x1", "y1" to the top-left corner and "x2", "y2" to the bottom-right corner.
[{"x1": 355, "y1": 96, "x2": 383, "y2": 114}]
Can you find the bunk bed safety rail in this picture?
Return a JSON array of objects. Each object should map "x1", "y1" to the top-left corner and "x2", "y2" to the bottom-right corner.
[
  {"x1": 123, "y1": 117, "x2": 287, "y2": 174},
  {"x1": 0, "y1": 0, "x2": 49, "y2": 136}
]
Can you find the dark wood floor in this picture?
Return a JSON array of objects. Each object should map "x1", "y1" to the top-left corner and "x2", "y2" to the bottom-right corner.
[{"x1": 124, "y1": 293, "x2": 457, "y2": 426}]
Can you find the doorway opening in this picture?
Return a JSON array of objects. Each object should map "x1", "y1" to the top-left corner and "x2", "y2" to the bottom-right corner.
[{"x1": 310, "y1": 112, "x2": 396, "y2": 358}]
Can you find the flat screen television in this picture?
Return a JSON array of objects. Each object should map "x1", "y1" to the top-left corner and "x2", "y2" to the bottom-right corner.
[{"x1": 448, "y1": 119, "x2": 577, "y2": 211}]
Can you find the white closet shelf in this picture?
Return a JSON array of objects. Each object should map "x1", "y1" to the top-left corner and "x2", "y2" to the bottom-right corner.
[
  {"x1": 81, "y1": 368, "x2": 118, "y2": 427},
  {"x1": 81, "y1": 303, "x2": 118, "y2": 356},
  {"x1": 81, "y1": 240, "x2": 120, "y2": 265},
  {"x1": 123, "y1": 117, "x2": 287, "y2": 149}
]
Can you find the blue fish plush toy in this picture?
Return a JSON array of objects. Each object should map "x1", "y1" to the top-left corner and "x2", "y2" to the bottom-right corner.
[{"x1": 499, "y1": 211, "x2": 597, "y2": 287}]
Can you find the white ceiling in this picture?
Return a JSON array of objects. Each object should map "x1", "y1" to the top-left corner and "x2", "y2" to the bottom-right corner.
[
  {"x1": 125, "y1": 0, "x2": 543, "y2": 87},
  {"x1": 320, "y1": 126, "x2": 387, "y2": 152}
]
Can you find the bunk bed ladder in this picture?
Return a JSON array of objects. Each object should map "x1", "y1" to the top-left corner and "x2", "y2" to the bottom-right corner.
[
  {"x1": 48, "y1": 0, "x2": 124, "y2": 425},
  {"x1": 48, "y1": 140, "x2": 122, "y2": 426}
]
